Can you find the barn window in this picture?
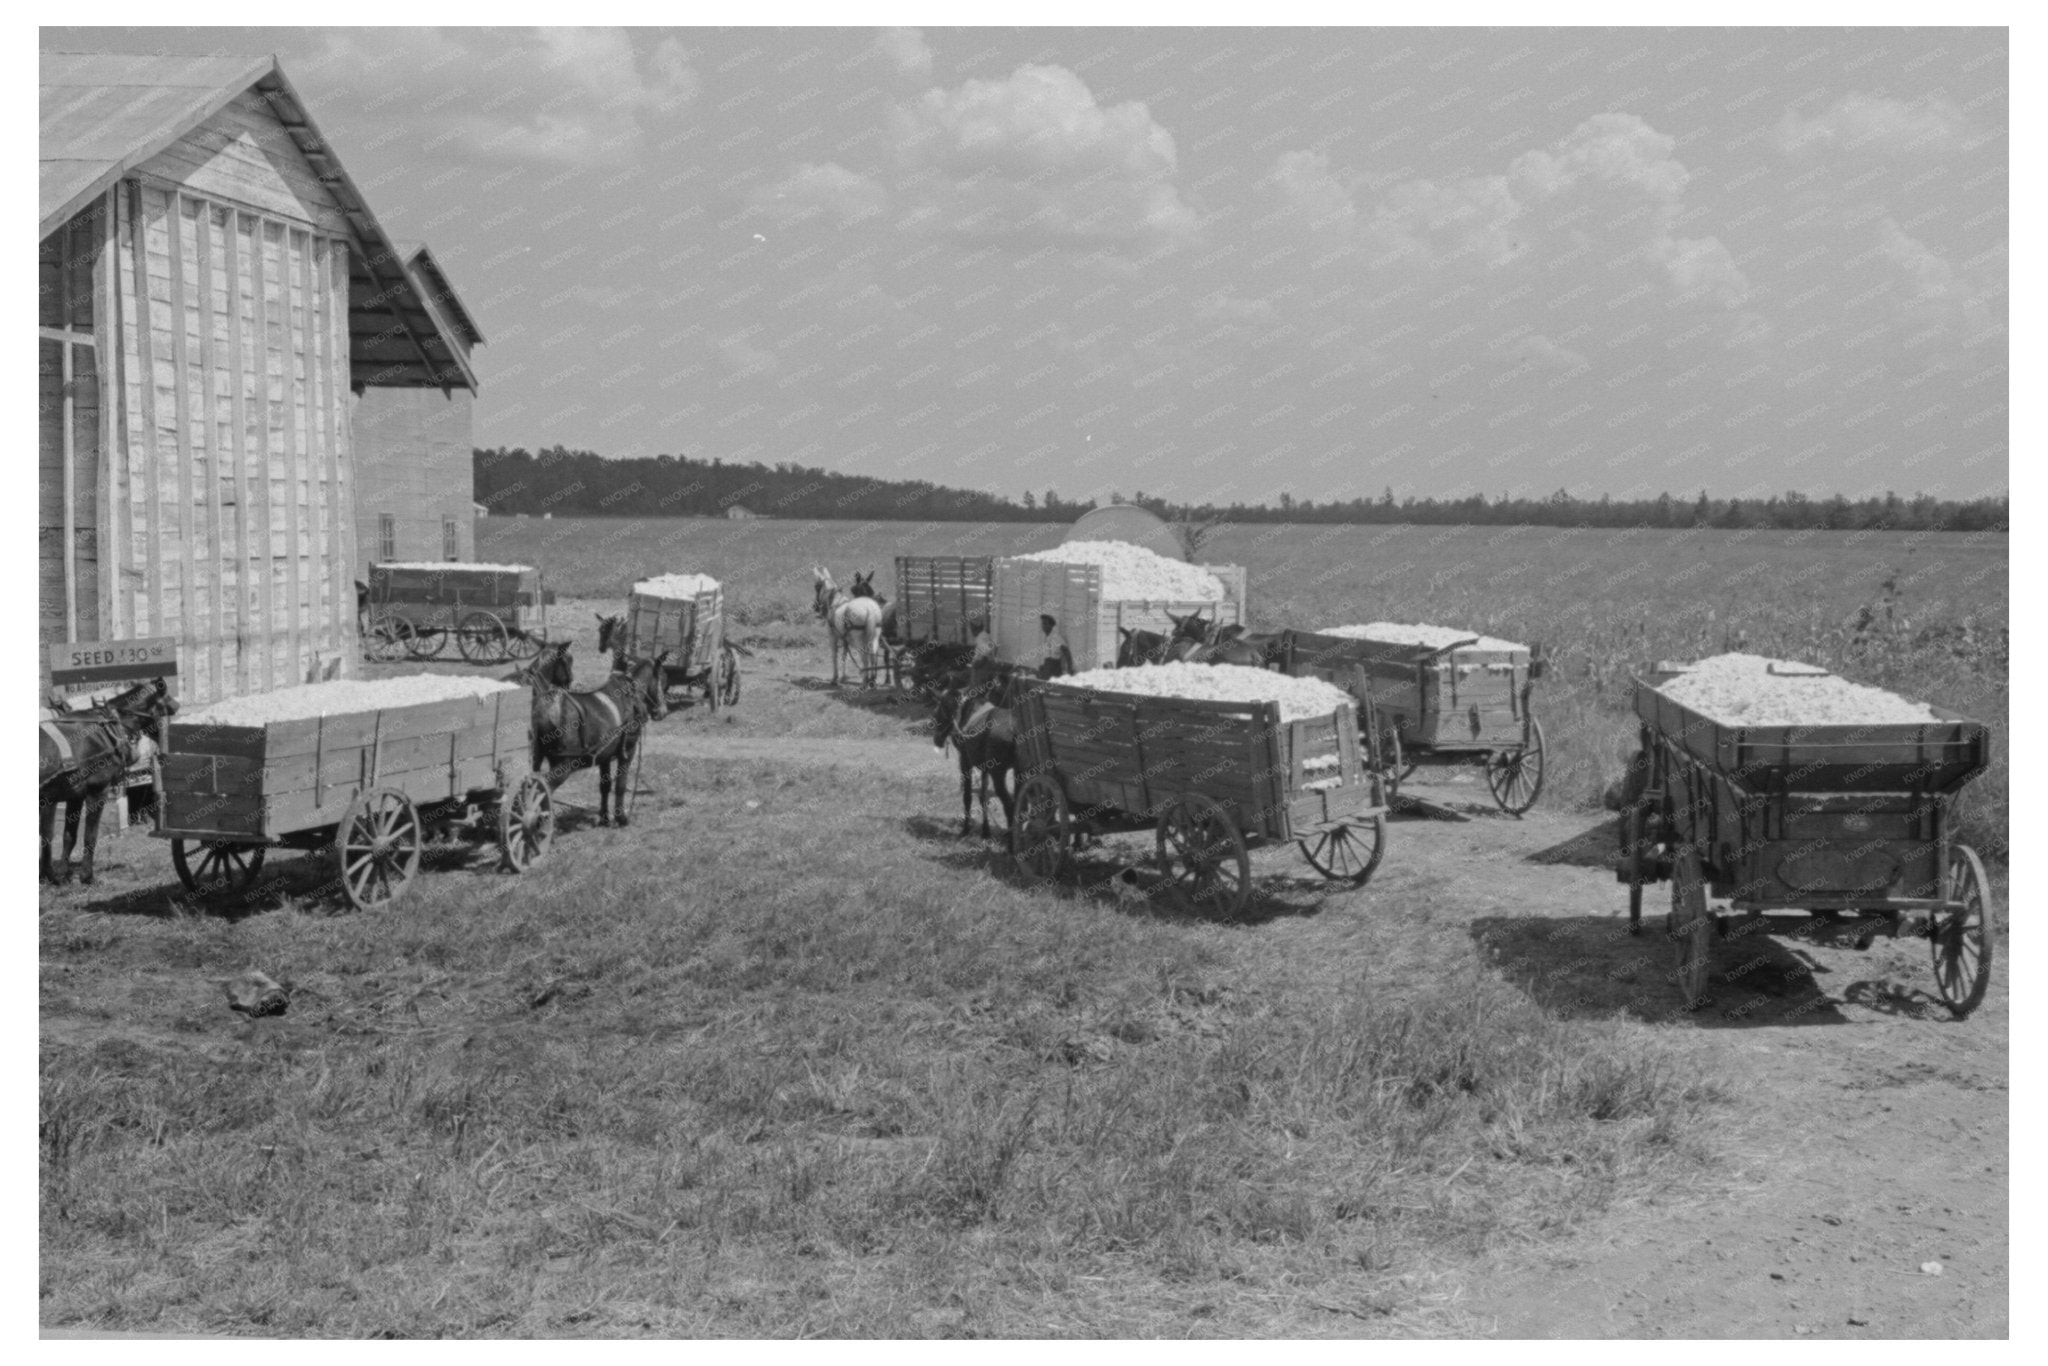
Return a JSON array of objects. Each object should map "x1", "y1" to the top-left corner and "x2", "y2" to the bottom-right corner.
[
  {"x1": 378, "y1": 513, "x2": 395, "y2": 562},
  {"x1": 443, "y1": 517, "x2": 458, "y2": 561}
]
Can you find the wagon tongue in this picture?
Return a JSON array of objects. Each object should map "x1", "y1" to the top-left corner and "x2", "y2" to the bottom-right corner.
[{"x1": 1422, "y1": 637, "x2": 1483, "y2": 659}]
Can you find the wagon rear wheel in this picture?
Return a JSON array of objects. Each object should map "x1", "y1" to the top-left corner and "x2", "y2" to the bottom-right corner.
[
  {"x1": 366, "y1": 615, "x2": 414, "y2": 663},
  {"x1": 1669, "y1": 845, "x2": 1712, "y2": 1010},
  {"x1": 1157, "y1": 793, "x2": 1251, "y2": 917},
  {"x1": 335, "y1": 787, "x2": 423, "y2": 912},
  {"x1": 497, "y1": 774, "x2": 555, "y2": 873},
  {"x1": 1298, "y1": 815, "x2": 1386, "y2": 887},
  {"x1": 406, "y1": 624, "x2": 447, "y2": 659},
  {"x1": 458, "y1": 611, "x2": 509, "y2": 663},
  {"x1": 1010, "y1": 774, "x2": 1070, "y2": 886},
  {"x1": 1931, "y1": 844, "x2": 1994, "y2": 1018},
  {"x1": 171, "y1": 838, "x2": 267, "y2": 895},
  {"x1": 1486, "y1": 716, "x2": 1546, "y2": 816},
  {"x1": 719, "y1": 644, "x2": 742, "y2": 707},
  {"x1": 505, "y1": 627, "x2": 543, "y2": 662}
]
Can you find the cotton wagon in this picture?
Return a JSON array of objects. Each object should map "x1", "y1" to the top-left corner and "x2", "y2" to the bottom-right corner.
[
  {"x1": 1618, "y1": 655, "x2": 1996, "y2": 1015},
  {"x1": 1281, "y1": 624, "x2": 1547, "y2": 816},
  {"x1": 363, "y1": 562, "x2": 553, "y2": 665},
  {"x1": 991, "y1": 542, "x2": 1248, "y2": 674},
  {"x1": 153, "y1": 676, "x2": 554, "y2": 910},
  {"x1": 1008, "y1": 665, "x2": 1391, "y2": 917},
  {"x1": 613, "y1": 574, "x2": 740, "y2": 711}
]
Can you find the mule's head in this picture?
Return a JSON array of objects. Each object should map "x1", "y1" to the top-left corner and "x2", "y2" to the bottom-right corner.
[
  {"x1": 633, "y1": 650, "x2": 671, "y2": 722},
  {"x1": 811, "y1": 567, "x2": 836, "y2": 619},
  {"x1": 930, "y1": 686, "x2": 963, "y2": 750},
  {"x1": 110, "y1": 677, "x2": 178, "y2": 740},
  {"x1": 850, "y1": 570, "x2": 875, "y2": 599},
  {"x1": 532, "y1": 640, "x2": 575, "y2": 689},
  {"x1": 595, "y1": 613, "x2": 624, "y2": 654}
]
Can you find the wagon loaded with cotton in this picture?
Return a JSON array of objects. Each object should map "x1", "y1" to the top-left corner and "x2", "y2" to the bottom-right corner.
[
  {"x1": 617, "y1": 574, "x2": 740, "y2": 711},
  {"x1": 1618, "y1": 654, "x2": 1995, "y2": 1015},
  {"x1": 1281, "y1": 623, "x2": 1547, "y2": 816},
  {"x1": 991, "y1": 541, "x2": 1249, "y2": 673},
  {"x1": 1008, "y1": 664, "x2": 1391, "y2": 917},
  {"x1": 152, "y1": 676, "x2": 554, "y2": 910},
  {"x1": 363, "y1": 562, "x2": 553, "y2": 664}
]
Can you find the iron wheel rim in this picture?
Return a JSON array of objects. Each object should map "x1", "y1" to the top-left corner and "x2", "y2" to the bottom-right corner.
[
  {"x1": 1931, "y1": 845, "x2": 1994, "y2": 1017},
  {"x1": 171, "y1": 838, "x2": 267, "y2": 894},
  {"x1": 499, "y1": 775, "x2": 555, "y2": 872},
  {"x1": 1010, "y1": 776, "x2": 1069, "y2": 884},
  {"x1": 337, "y1": 789, "x2": 423, "y2": 911},
  {"x1": 1156, "y1": 795, "x2": 1250, "y2": 915},
  {"x1": 458, "y1": 612, "x2": 508, "y2": 663},
  {"x1": 1486, "y1": 717, "x2": 1546, "y2": 816},
  {"x1": 1669, "y1": 846, "x2": 1711, "y2": 1009},
  {"x1": 1298, "y1": 816, "x2": 1386, "y2": 887}
]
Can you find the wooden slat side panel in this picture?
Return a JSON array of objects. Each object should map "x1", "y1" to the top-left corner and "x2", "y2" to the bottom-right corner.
[{"x1": 131, "y1": 90, "x2": 351, "y2": 234}]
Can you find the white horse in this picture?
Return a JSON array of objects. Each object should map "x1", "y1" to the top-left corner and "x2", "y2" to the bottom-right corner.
[{"x1": 812, "y1": 566, "x2": 885, "y2": 688}]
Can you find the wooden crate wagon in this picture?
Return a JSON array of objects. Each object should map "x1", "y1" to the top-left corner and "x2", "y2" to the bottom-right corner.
[
  {"x1": 991, "y1": 557, "x2": 1249, "y2": 676},
  {"x1": 1281, "y1": 629, "x2": 1547, "y2": 816},
  {"x1": 1008, "y1": 678, "x2": 1391, "y2": 917},
  {"x1": 364, "y1": 563, "x2": 554, "y2": 665},
  {"x1": 620, "y1": 582, "x2": 740, "y2": 711},
  {"x1": 1619, "y1": 662, "x2": 1995, "y2": 1015},
  {"x1": 885, "y1": 555, "x2": 995, "y2": 692},
  {"x1": 152, "y1": 688, "x2": 554, "y2": 911}
]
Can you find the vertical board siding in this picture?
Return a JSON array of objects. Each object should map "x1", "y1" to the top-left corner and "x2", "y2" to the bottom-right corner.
[{"x1": 352, "y1": 387, "x2": 476, "y2": 577}]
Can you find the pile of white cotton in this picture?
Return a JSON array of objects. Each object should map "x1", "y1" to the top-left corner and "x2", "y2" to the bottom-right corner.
[
  {"x1": 180, "y1": 676, "x2": 520, "y2": 727},
  {"x1": 1012, "y1": 541, "x2": 1224, "y2": 601},
  {"x1": 1321, "y1": 621, "x2": 1527, "y2": 653},
  {"x1": 634, "y1": 573, "x2": 721, "y2": 599},
  {"x1": 1061, "y1": 662, "x2": 1353, "y2": 722},
  {"x1": 1656, "y1": 653, "x2": 1938, "y2": 726}
]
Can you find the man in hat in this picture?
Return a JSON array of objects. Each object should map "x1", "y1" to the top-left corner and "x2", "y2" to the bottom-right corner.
[{"x1": 1037, "y1": 613, "x2": 1073, "y2": 679}]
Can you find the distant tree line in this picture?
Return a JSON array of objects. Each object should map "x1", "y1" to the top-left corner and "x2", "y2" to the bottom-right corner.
[{"x1": 475, "y1": 447, "x2": 2007, "y2": 533}]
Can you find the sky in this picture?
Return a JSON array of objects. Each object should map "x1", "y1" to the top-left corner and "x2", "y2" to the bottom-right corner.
[{"x1": 41, "y1": 25, "x2": 2010, "y2": 505}]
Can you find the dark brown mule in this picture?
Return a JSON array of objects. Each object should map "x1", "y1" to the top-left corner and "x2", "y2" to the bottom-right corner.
[
  {"x1": 931, "y1": 683, "x2": 1016, "y2": 839},
  {"x1": 522, "y1": 641, "x2": 669, "y2": 827},
  {"x1": 40, "y1": 677, "x2": 177, "y2": 885},
  {"x1": 1116, "y1": 627, "x2": 1173, "y2": 667}
]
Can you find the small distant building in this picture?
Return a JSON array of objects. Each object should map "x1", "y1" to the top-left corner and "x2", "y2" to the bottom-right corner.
[
  {"x1": 473, "y1": 501, "x2": 487, "y2": 518},
  {"x1": 726, "y1": 504, "x2": 759, "y2": 520}
]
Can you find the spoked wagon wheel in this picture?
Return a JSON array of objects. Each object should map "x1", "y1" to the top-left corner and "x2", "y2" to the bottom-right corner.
[
  {"x1": 1157, "y1": 793, "x2": 1251, "y2": 918},
  {"x1": 1668, "y1": 846, "x2": 1712, "y2": 1010},
  {"x1": 366, "y1": 615, "x2": 415, "y2": 662},
  {"x1": 171, "y1": 838, "x2": 267, "y2": 894},
  {"x1": 335, "y1": 787, "x2": 424, "y2": 912},
  {"x1": 1298, "y1": 815, "x2": 1386, "y2": 887},
  {"x1": 406, "y1": 624, "x2": 447, "y2": 659},
  {"x1": 505, "y1": 627, "x2": 543, "y2": 662},
  {"x1": 718, "y1": 644, "x2": 742, "y2": 707},
  {"x1": 1930, "y1": 844, "x2": 1994, "y2": 1018},
  {"x1": 497, "y1": 774, "x2": 556, "y2": 873},
  {"x1": 458, "y1": 611, "x2": 509, "y2": 663},
  {"x1": 1010, "y1": 774, "x2": 1071, "y2": 886},
  {"x1": 1486, "y1": 716, "x2": 1546, "y2": 817}
]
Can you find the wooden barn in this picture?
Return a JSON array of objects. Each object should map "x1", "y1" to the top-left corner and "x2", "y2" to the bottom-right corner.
[
  {"x1": 354, "y1": 241, "x2": 483, "y2": 576},
  {"x1": 39, "y1": 52, "x2": 479, "y2": 705}
]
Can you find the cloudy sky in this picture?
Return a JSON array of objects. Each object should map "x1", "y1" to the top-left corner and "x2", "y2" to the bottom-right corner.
[{"x1": 44, "y1": 26, "x2": 2008, "y2": 504}]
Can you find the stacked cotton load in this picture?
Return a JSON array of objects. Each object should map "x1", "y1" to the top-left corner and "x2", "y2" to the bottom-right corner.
[
  {"x1": 1322, "y1": 621, "x2": 1527, "y2": 653},
  {"x1": 1061, "y1": 662, "x2": 1353, "y2": 723},
  {"x1": 377, "y1": 561, "x2": 534, "y2": 573},
  {"x1": 181, "y1": 676, "x2": 520, "y2": 727},
  {"x1": 1657, "y1": 653, "x2": 1938, "y2": 727},
  {"x1": 1013, "y1": 541, "x2": 1223, "y2": 600},
  {"x1": 634, "y1": 572, "x2": 721, "y2": 598}
]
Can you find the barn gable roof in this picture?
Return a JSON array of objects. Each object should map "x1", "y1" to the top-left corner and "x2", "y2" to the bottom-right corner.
[
  {"x1": 40, "y1": 51, "x2": 478, "y2": 393},
  {"x1": 394, "y1": 240, "x2": 485, "y2": 354}
]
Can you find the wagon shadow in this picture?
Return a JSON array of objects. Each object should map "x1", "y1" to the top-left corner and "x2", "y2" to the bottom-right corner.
[
  {"x1": 1470, "y1": 913, "x2": 1863, "y2": 1029},
  {"x1": 898, "y1": 815, "x2": 1324, "y2": 926}
]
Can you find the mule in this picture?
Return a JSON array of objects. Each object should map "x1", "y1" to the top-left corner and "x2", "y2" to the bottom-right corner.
[
  {"x1": 932, "y1": 684, "x2": 1016, "y2": 839},
  {"x1": 40, "y1": 677, "x2": 178, "y2": 885},
  {"x1": 813, "y1": 566, "x2": 886, "y2": 687},
  {"x1": 1116, "y1": 627, "x2": 1173, "y2": 667},
  {"x1": 524, "y1": 641, "x2": 669, "y2": 827}
]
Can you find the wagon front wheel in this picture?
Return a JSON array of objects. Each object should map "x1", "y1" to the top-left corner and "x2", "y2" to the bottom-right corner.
[
  {"x1": 1669, "y1": 845, "x2": 1712, "y2": 1010},
  {"x1": 1486, "y1": 716, "x2": 1546, "y2": 816},
  {"x1": 1157, "y1": 793, "x2": 1251, "y2": 917},
  {"x1": 1298, "y1": 815, "x2": 1386, "y2": 887},
  {"x1": 1010, "y1": 774, "x2": 1070, "y2": 886},
  {"x1": 505, "y1": 628, "x2": 543, "y2": 662},
  {"x1": 1930, "y1": 844, "x2": 1994, "y2": 1018},
  {"x1": 366, "y1": 615, "x2": 414, "y2": 663},
  {"x1": 335, "y1": 787, "x2": 423, "y2": 912},
  {"x1": 497, "y1": 774, "x2": 555, "y2": 873},
  {"x1": 171, "y1": 838, "x2": 267, "y2": 895},
  {"x1": 458, "y1": 611, "x2": 509, "y2": 663}
]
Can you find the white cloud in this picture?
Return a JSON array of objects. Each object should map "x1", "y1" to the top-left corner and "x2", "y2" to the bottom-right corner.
[
  {"x1": 1775, "y1": 93, "x2": 1984, "y2": 159},
  {"x1": 1650, "y1": 234, "x2": 1750, "y2": 308},
  {"x1": 1874, "y1": 219, "x2": 1994, "y2": 341},
  {"x1": 1506, "y1": 334, "x2": 1588, "y2": 370},
  {"x1": 1509, "y1": 113, "x2": 1690, "y2": 203},
  {"x1": 876, "y1": 28, "x2": 933, "y2": 81},
  {"x1": 750, "y1": 163, "x2": 889, "y2": 229},
  {"x1": 889, "y1": 64, "x2": 1199, "y2": 247},
  {"x1": 717, "y1": 336, "x2": 780, "y2": 378}
]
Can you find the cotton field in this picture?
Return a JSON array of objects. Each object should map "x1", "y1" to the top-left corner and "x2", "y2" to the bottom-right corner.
[
  {"x1": 1322, "y1": 622, "x2": 1528, "y2": 653},
  {"x1": 634, "y1": 572, "x2": 721, "y2": 599},
  {"x1": 1656, "y1": 653, "x2": 1939, "y2": 726},
  {"x1": 1061, "y1": 662, "x2": 1353, "y2": 722},
  {"x1": 180, "y1": 675, "x2": 522, "y2": 727},
  {"x1": 1013, "y1": 541, "x2": 1224, "y2": 601}
]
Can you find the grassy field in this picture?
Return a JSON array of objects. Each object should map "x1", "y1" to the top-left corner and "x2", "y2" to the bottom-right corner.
[
  {"x1": 483, "y1": 517, "x2": 2009, "y2": 858},
  {"x1": 39, "y1": 518, "x2": 2005, "y2": 1337}
]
